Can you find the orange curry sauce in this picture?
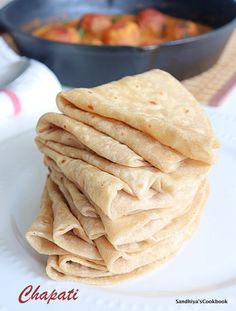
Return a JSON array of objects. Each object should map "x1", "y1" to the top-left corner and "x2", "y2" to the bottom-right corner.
[{"x1": 32, "y1": 8, "x2": 211, "y2": 46}]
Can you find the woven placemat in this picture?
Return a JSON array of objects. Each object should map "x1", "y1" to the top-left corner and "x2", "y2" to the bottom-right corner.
[{"x1": 182, "y1": 29, "x2": 236, "y2": 106}]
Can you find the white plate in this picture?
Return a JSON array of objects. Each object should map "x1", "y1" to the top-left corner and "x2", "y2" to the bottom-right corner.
[{"x1": 0, "y1": 110, "x2": 236, "y2": 311}]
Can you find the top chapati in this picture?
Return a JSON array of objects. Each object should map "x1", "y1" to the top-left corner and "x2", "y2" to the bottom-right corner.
[{"x1": 58, "y1": 69, "x2": 219, "y2": 164}]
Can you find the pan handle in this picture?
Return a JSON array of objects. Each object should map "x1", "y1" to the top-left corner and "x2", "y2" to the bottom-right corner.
[
  {"x1": 0, "y1": 8, "x2": 6, "y2": 32},
  {"x1": 0, "y1": 0, "x2": 11, "y2": 33}
]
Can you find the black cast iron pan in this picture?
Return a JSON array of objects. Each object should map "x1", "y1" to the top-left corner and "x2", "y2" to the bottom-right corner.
[{"x1": 0, "y1": 0, "x2": 236, "y2": 87}]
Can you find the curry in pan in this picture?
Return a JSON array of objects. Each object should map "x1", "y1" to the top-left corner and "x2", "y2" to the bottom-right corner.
[{"x1": 32, "y1": 8, "x2": 211, "y2": 46}]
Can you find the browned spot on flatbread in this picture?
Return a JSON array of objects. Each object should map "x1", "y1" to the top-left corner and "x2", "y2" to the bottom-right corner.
[
  {"x1": 149, "y1": 100, "x2": 158, "y2": 105},
  {"x1": 88, "y1": 104, "x2": 94, "y2": 110}
]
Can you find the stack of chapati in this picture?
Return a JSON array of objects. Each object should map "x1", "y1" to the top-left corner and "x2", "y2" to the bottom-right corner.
[{"x1": 26, "y1": 70, "x2": 219, "y2": 284}]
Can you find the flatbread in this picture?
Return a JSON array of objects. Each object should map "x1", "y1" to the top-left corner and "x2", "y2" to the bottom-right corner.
[
  {"x1": 37, "y1": 141, "x2": 208, "y2": 221},
  {"x1": 45, "y1": 161, "x2": 205, "y2": 245},
  {"x1": 27, "y1": 69, "x2": 216, "y2": 285},
  {"x1": 45, "y1": 162, "x2": 169, "y2": 244},
  {"x1": 50, "y1": 169, "x2": 105, "y2": 240},
  {"x1": 44, "y1": 156, "x2": 98, "y2": 218},
  {"x1": 36, "y1": 140, "x2": 130, "y2": 219},
  {"x1": 57, "y1": 101, "x2": 185, "y2": 173},
  {"x1": 58, "y1": 69, "x2": 219, "y2": 163},
  {"x1": 39, "y1": 137, "x2": 210, "y2": 199},
  {"x1": 113, "y1": 180, "x2": 208, "y2": 252},
  {"x1": 25, "y1": 183, "x2": 67, "y2": 255},
  {"x1": 59, "y1": 254, "x2": 113, "y2": 278},
  {"x1": 45, "y1": 179, "x2": 207, "y2": 283},
  {"x1": 36, "y1": 112, "x2": 149, "y2": 167},
  {"x1": 38, "y1": 128, "x2": 87, "y2": 150},
  {"x1": 97, "y1": 179, "x2": 206, "y2": 245},
  {"x1": 95, "y1": 182, "x2": 208, "y2": 274},
  {"x1": 38, "y1": 137, "x2": 173, "y2": 198},
  {"x1": 46, "y1": 251, "x2": 178, "y2": 285},
  {"x1": 46, "y1": 178, "x2": 103, "y2": 261}
]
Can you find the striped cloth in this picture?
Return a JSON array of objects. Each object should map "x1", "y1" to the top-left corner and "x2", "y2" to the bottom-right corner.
[{"x1": 0, "y1": 38, "x2": 61, "y2": 119}]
